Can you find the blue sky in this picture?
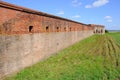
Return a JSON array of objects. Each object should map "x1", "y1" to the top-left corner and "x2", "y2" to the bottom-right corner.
[{"x1": 3, "y1": 0, "x2": 120, "y2": 30}]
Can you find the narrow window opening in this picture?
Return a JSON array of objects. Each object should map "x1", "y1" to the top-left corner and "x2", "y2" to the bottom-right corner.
[
  {"x1": 56, "y1": 27, "x2": 59, "y2": 32},
  {"x1": 46, "y1": 26, "x2": 49, "y2": 32},
  {"x1": 29, "y1": 26, "x2": 33, "y2": 32}
]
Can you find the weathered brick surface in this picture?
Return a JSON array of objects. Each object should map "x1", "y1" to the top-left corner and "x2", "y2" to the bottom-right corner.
[
  {"x1": 0, "y1": 1, "x2": 103, "y2": 35},
  {"x1": 0, "y1": 1, "x2": 105, "y2": 78},
  {"x1": 0, "y1": 31, "x2": 94, "y2": 78}
]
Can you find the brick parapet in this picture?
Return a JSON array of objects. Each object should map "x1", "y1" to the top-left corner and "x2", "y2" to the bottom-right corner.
[{"x1": 0, "y1": 1, "x2": 102, "y2": 35}]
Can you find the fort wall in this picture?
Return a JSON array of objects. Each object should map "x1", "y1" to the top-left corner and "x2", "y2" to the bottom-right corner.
[
  {"x1": 0, "y1": 1, "x2": 104, "y2": 78},
  {"x1": 0, "y1": 31, "x2": 93, "y2": 78}
]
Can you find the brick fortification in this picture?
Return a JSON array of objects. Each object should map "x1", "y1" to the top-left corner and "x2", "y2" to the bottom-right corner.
[{"x1": 0, "y1": 1, "x2": 105, "y2": 78}]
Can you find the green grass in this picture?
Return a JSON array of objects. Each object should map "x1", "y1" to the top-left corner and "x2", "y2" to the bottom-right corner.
[{"x1": 5, "y1": 33, "x2": 120, "y2": 80}]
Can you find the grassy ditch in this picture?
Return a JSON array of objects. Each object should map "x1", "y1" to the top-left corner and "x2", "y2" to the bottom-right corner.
[{"x1": 5, "y1": 33, "x2": 120, "y2": 80}]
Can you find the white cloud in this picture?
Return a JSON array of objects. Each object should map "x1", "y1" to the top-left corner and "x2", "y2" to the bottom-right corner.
[
  {"x1": 85, "y1": 0, "x2": 109, "y2": 8},
  {"x1": 72, "y1": 15, "x2": 81, "y2": 18},
  {"x1": 57, "y1": 11, "x2": 64, "y2": 15},
  {"x1": 93, "y1": 0, "x2": 109, "y2": 7},
  {"x1": 72, "y1": 0, "x2": 82, "y2": 7},
  {"x1": 106, "y1": 19, "x2": 112, "y2": 22},
  {"x1": 85, "y1": 5, "x2": 92, "y2": 8},
  {"x1": 104, "y1": 16, "x2": 112, "y2": 19},
  {"x1": 104, "y1": 16, "x2": 112, "y2": 22}
]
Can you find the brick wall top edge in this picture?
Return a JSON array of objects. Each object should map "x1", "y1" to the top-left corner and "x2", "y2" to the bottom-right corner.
[
  {"x1": 89, "y1": 24, "x2": 105, "y2": 28},
  {"x1": 0, "y1": 1, "x2": 89, "y2": 26}
]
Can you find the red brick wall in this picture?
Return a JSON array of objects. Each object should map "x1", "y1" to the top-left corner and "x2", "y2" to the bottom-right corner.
[
  {"x1": 0, "y1": 6, "x2": 94, "y2": 35},
  {"x1": 0, "y1": 7, "x2": 43, "y2": 34}
]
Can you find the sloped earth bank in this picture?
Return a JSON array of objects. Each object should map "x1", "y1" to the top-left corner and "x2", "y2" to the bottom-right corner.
[{"x1": 4, "y1": 33, "x2": 120, "y2": 80}]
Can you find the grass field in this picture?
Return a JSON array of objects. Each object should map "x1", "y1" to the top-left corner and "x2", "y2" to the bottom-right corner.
[{"x1": 5, "y1": 33, "x2": 120, "y2": 80}]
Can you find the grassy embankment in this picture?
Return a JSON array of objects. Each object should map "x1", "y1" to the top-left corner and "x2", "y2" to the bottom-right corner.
[{"x1": 5, "y1": 33, "x2": 120, "y2": 80}]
